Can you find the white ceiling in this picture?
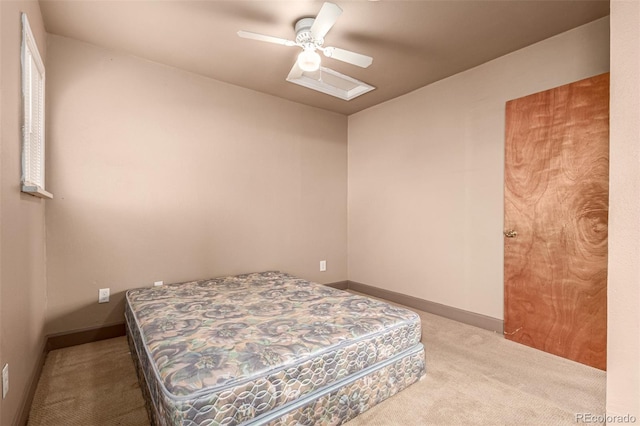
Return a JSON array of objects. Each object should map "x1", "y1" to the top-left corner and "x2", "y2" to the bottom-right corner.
[{"x1": 39, "y1": 0, "x2": 610, "y2": 115}]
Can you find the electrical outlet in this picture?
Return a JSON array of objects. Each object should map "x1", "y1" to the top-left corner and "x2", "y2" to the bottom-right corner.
[
  {"x1": 153, "y1": 280, "x2": 163, "y2": 287},
  {"x1": 98, "y1": 288, "x2": 110, "y2": 303},
  {"x1": 2, "y1": 364, "x2": 8, "y2": 399},
  {"x1": 320, "y1": 260, "x2": 327, "y2": 272}
]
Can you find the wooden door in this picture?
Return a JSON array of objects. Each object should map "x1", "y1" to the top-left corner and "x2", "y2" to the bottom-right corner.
[{"x1": 504, "y1": 73, "x2": 609, "y2": 370}]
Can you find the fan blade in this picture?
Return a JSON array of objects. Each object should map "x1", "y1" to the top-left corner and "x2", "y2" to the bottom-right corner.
[
  {"x1": 323, "y1": 47, "x2": 373, "y2": 68},
  {"x1": 286, "y1": 62, "x2": 305, "y2": 81},
  {"x1": 310, "y1": 2, "x2": 342, "y2": 40},
  {"x1": 237, "y1": 30, "x2": 296, "y2": 47}
]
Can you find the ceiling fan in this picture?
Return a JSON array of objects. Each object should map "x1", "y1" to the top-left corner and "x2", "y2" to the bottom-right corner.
[{"x1": 237, "y1": 2, "x2": 374, "y2": 99}]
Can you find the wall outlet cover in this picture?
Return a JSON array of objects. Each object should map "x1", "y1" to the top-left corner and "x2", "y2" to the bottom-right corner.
[
  {"x1": 98, "y1": 288, "x2": 110, "y2": 303},
  {"x1": 320, "y1": 260, "x2": 327, "y2": 272},
  {"x1": 153, "y1": 281, "x2": 163, "y2": 287},
  {"x1": 2, "y1": 363, "x2": 8, "y2": 399}
]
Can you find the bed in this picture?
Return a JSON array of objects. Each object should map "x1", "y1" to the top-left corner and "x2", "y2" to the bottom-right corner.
[{"x1": 125, "y1": 271, "x2": 425, "y2": 425}]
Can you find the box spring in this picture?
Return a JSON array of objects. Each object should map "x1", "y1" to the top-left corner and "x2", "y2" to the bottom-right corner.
[{"x1": 125, "y1": 271, "x2": 425, "y2": 425}]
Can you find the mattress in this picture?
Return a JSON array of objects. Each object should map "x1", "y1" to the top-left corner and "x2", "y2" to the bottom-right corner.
[{"x1": 125, "y1": 271, "x2": 425, "y2": 425}]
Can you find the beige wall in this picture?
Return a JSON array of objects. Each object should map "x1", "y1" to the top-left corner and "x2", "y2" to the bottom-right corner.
[
  {"x1": 607, "y1": 0, "x2": 640, "y2": 419},
  {"x1": 0, "y1": 1, "x2": 48, "y2": 425},
  {"x1": 0, "y1": 3, "x2": 3, "y2": 423},
  {"x1": 347, "y1": 18, "x2": 610, "y2": 320},
  {"x1": 0, "y1": 2, "x2": 3, "y2": 420},
  {"x1": 44, "y1": 35, "x2": 348, "y2": 335}
]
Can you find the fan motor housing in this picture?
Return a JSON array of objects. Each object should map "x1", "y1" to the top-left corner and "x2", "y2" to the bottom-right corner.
[{"x1": 295, "y1": 18, "x2": 321, "y2": 45}]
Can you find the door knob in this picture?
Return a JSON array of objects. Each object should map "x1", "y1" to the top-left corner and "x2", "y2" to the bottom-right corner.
[{"x1": 504, "y1": 230, "x2": 518, "y2": 238}]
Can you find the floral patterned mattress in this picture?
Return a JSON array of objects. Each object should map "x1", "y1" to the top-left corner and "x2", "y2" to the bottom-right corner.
[{"x1": 125, "y1": 271, "x2": 425, "y2": 425}]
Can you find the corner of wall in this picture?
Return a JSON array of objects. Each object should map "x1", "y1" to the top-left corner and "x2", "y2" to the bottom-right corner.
[
  {"x1": 0, "y1": 1, "x2": 49, "y2": 424},
  {"x1": 607, "y1": 0, "x2": 640, "y2": 419}
]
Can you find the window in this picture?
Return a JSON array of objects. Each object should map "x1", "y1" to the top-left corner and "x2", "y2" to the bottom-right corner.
[{"x1": 21, "y1": 13, "x2": 52, "y2": 199}]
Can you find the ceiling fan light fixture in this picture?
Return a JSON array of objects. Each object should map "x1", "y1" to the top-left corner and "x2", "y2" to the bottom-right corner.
[{"x1": 297, "y1": 48, "x2": 321, "y2": 72}]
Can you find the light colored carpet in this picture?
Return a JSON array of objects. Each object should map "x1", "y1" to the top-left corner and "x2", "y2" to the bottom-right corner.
[
  {"x1": 28, "y1": 337, "x2": 148, "y2": 425},
  {"x1": 28, "y1": 304, "x2": 605, "y2": 425},
  {"x1": 347, "y1": 308, "x2": 605, "y2": 425}
]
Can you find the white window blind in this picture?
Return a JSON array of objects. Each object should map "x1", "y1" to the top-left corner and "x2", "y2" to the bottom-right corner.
[{"x1": 21, "y1": 13, "x2": 52, "y2": 199}]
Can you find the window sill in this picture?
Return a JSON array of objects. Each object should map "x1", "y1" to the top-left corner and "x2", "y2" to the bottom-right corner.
[{"x1": 22, "y1": 184, "x2": 53, "y2": 199}]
